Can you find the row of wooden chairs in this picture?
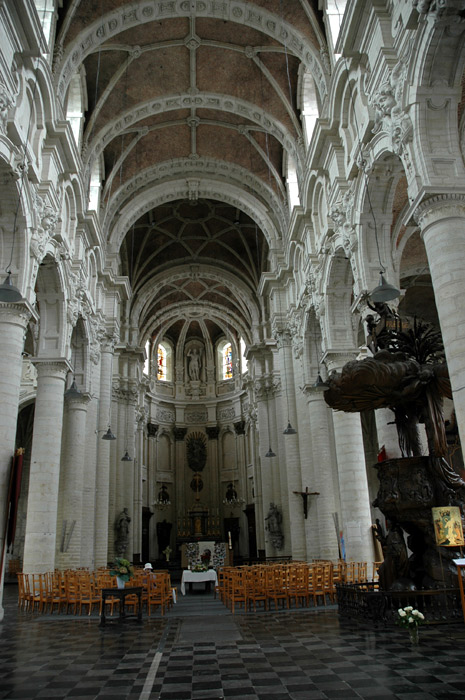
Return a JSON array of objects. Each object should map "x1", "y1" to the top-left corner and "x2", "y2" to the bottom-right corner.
[
  {"x1": 17, "y1": 568, "x2": 174, "y2": 617},
  {"x1": 217, "y1": 561, "x2": 377, "y2": 614}
]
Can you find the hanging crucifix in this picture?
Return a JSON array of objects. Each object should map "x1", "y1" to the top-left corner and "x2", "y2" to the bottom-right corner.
[{"x1": 293, "y1": 487, "x2": 319, "y2": 519}]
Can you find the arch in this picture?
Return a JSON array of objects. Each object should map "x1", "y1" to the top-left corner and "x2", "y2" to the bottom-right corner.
[
  {"x1": 156, "y1": 339, "x2": 174, "y2": 382},
  {"x1": 322, "y1": 250, "x2": 356, "y2": 350},
  {"x1": 65, "y1": 67, "x2": 87, "y2": 148},
  {"x1": 34, "y1": 255, "x2": 68, "y2": 359},
  {"x1": 105, "y1": 158, "x2": 287, "y2": 242},
  {"x1": 217, "y1": 338, "x2": 233, "y2": 382},
  {"x1": 55, "y1": 1, "x2": 328, "y2": 106},
  {"x1": 108, "y1": 178, "x2": 282, "y2": 254},
  {"x1": 298, "y1": 67, "x2": 321, "y2": 146}
]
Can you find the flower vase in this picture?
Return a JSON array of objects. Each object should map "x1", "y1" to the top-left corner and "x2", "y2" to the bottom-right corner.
[
  {"x1": 408, "y1": 626, "x2": 419, "y2": 646},
  {"x1": 116, "y1": 576, "x2": 125, "y2": 589}
]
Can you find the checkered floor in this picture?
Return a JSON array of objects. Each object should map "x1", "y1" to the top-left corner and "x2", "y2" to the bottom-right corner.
[{"x1": 1, "y1": 583, "x2": 465, "y2": 699}]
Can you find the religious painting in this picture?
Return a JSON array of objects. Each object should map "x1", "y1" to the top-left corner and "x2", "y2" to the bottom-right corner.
[{"x1": 432, "y1": 506, "x2": 464, "y2": 547}]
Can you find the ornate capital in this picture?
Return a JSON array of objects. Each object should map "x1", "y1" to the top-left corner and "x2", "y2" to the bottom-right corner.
[
  {"x1": 234, "y1": 420, "x2": 245, "y2": 435},
  {"x1": 206, "y1": 425, "x2": 220, "y2": 440},
  {"x1": 147, "y1": 422, "x2": 159, "y2": 437},
  {"x1": 322, "y1": 349, "x2": 359, "y2": 374},
  {"x1": 414, "y1": 193, "x2": 465, "y2": 231},
  {"x1": 174, "y1": 426, "x2": 188, "y2": 441}
]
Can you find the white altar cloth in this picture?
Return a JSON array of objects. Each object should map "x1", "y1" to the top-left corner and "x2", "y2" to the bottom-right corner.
[{"x1": 181, "y1": 569, "x2": 218, "y2": 595}]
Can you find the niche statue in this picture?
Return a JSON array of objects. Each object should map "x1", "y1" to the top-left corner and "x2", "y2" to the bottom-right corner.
[
  {"x1": 115, "y1": 507, "x2": 131, "y2": 556},
  {"x1": 265, "y1": 502, "x2": 283, "y2": 550}
]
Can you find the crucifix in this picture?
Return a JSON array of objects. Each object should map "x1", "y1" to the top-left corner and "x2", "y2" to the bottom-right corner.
[{"x1": 293, "y1": 487, "x2": 319, "y2": 519}]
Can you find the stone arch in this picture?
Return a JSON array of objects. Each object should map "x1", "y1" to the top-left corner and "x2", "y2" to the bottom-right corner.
[
  {"x1": 322, "y1": 251, "x2": 356, "y2": 350},
  {"x1": 55, "y1": 1, "x2": 328, "y2": 106},
  {"x1": 64, "y1": 67, "x2": 87, "y2": 148},
  {"x1": 105, "y1": 158, "x2": 286, "y2": 246},
  {"x1": 69, "y1": 316, "x2": 90, "y2": 392},
  {"x1": 298, "y1": 66, "x2": 321, "y2": 146},
  {"x1": 303, "y1": 306, "x2": 324, "y2": 386},
  {"x1": 355, "y1": 152, "x2": 407, "y2": 293},
  {"x1": 34, "y1": 255, "x2": 67, "y2": 359},
  {"x1": 109, "y1": 180, "x2": 281, "y2": 258}
]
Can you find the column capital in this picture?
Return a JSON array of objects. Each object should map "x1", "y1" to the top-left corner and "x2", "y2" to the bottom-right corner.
[
  {"x1": 322, "y1": 349, "x2": 359, "y2": 374},
  {"x1": 31, "y1": 357, "x2": 73, "y2": 378},
  {"x1": 65, "y1": 391, "x2": 91, "y2": 407},
  {"x1": 414, "y1": 193, "x2": 465, "y2": 231},
  {"x1": 300, "y1": 383, "x2": 328, "y2": 401},
  {"x1": 0, "y1": 299, "x2": 38, "y2": 327}
]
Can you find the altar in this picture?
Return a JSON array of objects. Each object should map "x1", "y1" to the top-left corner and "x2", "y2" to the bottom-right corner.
[{"x1": 181, "y1": 569, "x2": 218, "y2": 595}]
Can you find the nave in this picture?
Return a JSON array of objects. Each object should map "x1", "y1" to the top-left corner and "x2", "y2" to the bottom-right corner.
[{"x1": 1, "y1": 583, "x2": 464, "y2": 700}]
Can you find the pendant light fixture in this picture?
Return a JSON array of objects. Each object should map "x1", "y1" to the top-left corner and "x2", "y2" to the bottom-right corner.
[
  {"x1": 265, "y1": 382, "x2": 276, "y2": 458},
  {"x1": 121, "y1": 388, "x2": 133, "y2": 461},
  {"x1": 102, "y1": 426, "x2": 116, "y2": 440}
]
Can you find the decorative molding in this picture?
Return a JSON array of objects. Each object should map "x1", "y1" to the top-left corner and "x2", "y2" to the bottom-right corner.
[
  {"x1": 185, "y1": 409, "x2": 208, "y2": 423},
  {"x1": 157, "y1": 408, "x2": 176, "y2": 423}
]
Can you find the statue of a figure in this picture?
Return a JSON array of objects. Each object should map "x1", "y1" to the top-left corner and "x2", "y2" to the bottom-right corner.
[
  {"x1": 374, "y1": 519, "x2": 410, "y2": 590},
  {"x1": 187, "y1": 347, "x2": 201, "y2": 380},
  {"x1": 115, "y1": 507, "x2": 131, "y2": 556},
  {"x1": 265, "y1": 502, "x2": 284, "y2": 550}
]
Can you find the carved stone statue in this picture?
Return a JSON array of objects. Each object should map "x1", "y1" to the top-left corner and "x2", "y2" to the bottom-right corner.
[
  {"x1": 265, "y1": 502, "x2": 283, "y2": 550},
  {"x1": 187, "y1": 347, "x2": 201, "y2": 380},
  {"x1": 115, "y1": 507, "x2": 131, "y2": 556}
]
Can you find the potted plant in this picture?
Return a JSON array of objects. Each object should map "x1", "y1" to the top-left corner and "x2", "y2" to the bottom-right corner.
[{"x1": 110, "y1": 557, "x2": 134, "y2": 588}]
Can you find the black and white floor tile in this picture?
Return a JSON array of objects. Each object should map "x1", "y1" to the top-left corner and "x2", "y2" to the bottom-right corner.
[{"x1": 1, "y1": 583, "x2": 464, "y2": 699}]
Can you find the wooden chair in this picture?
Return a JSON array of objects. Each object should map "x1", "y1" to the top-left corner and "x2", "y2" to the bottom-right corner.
[
  {"x1": 311, "y1": 565, "x2": 327, "y2": 606},
  {"x1": 95, "y1": 572, "x2": 119, "y2": 616},
  {"x1": 265, "y1": 565, "x2": 289, "y2": 611},
  {"x1": 17, "y1": 573, "x2": 32, "y2": 611},
  {"x1": 228, "y1": 568, "x2": 248, "y2": 614},
  {"x1": 146, "y1": 572, "x2": 169, "y2": 617},
  {"x1": 246, "y1": 566, "x2": 267, "y2": 612},
  {"x1": 79, "y1": 572, "x2": 101, "y2": 615},
  {"x1": 287, "y1": 564, "x2": 310, "y2": 608}
]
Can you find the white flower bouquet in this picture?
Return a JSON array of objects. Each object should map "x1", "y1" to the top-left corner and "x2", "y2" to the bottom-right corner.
[{"x1": 396, "y1": 605, "x2": 425, "y2": 629}]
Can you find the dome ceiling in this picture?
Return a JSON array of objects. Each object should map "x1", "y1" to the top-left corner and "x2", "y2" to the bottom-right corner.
[{"x1": 55, "y1": 1, "x2": 326, "y2": 344}]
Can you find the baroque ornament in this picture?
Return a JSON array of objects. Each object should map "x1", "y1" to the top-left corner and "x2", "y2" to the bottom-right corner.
[{"x1": 370, "y1": 53, "x2": 413, "y2": 157}]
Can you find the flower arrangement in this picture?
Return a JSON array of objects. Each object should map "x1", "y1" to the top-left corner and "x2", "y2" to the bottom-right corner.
[
  {"x1": 192, "y1": 563, "x2": 208, "y2": 572},
  {"x1": 110, "y1": 557, "x2": 134, "y2": 582},
  {"x1": 396, "y1": 606, "x2": 425, "y2": 629}
]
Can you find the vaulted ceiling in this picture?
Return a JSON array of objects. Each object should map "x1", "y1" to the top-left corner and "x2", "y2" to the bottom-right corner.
[{"x1": 55, "y1": 1, "x2": 326, "y2": 345}]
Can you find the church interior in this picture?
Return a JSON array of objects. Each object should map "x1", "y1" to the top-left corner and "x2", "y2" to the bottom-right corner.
[{"x1": 2, "y1": 3, "x2": 465, "y2": 690}]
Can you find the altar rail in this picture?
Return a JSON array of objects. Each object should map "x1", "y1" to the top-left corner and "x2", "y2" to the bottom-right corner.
[{"x1": 336, "y1": 582, "x2": 463, "y2": 626}]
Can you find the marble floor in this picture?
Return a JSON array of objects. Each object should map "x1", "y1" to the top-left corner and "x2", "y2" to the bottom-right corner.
[{"x1": 1, "y1": 582, "x2": 465, "y2": 700}]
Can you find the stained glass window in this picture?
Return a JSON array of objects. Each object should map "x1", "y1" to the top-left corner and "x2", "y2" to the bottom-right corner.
[
  {"x1": 157, "y1": 343, "x2": 167, "y2": 381},
  {"x1": 223, "y1": 343, "x2": 233, "y2": 380}
]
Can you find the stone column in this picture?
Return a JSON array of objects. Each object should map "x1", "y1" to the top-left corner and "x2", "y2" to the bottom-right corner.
[
  {"x1": 94, "y1": 338, "x2": 115, "y2": 567},
  {"x1": 324, "y1": 351, "x2": 376, "y2": 564},
  {"x1": 55, "y1": 386, "x2": 90, "y2": 569},
  {"x1": 277, "y1": 329, "x2": 306, "y2": 560},
  {"x1": 132, "y1": 412, "x2": 144, "y2": 562},
  {"x1": 305, "y1": 387, "x2": 340, "y2": 561},
  {"x1": 23, "y1": 359, "x2": 71, "y2": 573},
  {"x1": 256, "y1": 377, "x2": 279, "y2": 558},
  {"x1": 415, "y1": 194, "x2": 465, "y2": 451},
  {"x1": 0, "y1": 301, "x2": 34, "y2": 620}
]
